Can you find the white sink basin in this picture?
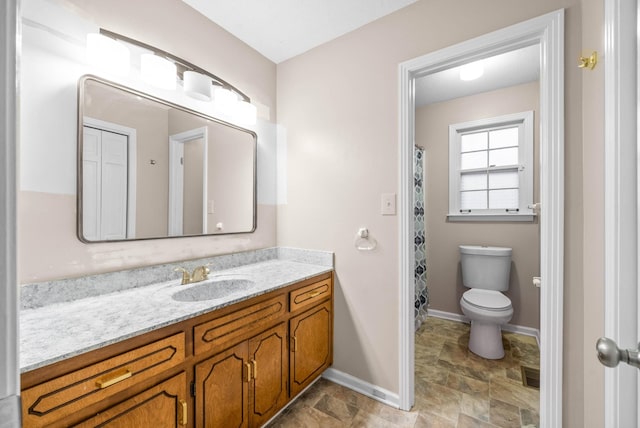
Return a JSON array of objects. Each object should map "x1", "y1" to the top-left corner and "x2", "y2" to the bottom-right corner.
[{"x1": 171, "y1": 279, "x2": 255, "y2": 302}]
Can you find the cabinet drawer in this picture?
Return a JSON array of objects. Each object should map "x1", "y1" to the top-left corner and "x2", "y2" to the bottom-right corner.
[
  {"x1": 22, "y1": 332, "x2": 185, "y2": 428},
  {"x1": 194, "y1": 295, "x2": 286, "y2": 355},
  {"x1": 289, "y1": 278, "x2": 332, "y2": 312},
  {"x1": 75, "y1": 372, "x2": 188, "y2": 428}
]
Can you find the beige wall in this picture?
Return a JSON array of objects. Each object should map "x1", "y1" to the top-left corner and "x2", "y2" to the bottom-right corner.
[
  {"x1": 581, "y1": 0, "x2": 605, "y2": 423},
  {"x1": 416, "y1": 82, "x2": 541, "y2": 329},
  {"x1": 18, "y1": 0, "x2": 277, "y2": 282},
  {"x1": 277, "y1": 0, "x2": 599, "y2": 426},
  {"x1": 205, "y1": 125, "x2": 255, "y2": 234}
]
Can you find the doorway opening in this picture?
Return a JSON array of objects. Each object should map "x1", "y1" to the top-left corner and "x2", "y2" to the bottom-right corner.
[
  {"x1": 168, "y1": 127, "x2": 209, "y2": 236},
  {"x1": 398, "y1": 10, "x2": 564, "y2": 427}
]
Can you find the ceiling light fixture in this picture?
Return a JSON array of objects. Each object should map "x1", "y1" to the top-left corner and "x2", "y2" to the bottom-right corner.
[
  {"x1": 459, "y1": 61, "x2": 484, "y2": 81},
  {"x1": 93, "y1": 29, "x2": 257, "y2": 125}
]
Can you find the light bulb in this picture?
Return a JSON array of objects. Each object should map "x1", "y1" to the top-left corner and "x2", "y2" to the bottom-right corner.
[
  {"x1": 141, "y1": 54, "x2": 176, "y2": 90},
  {"x1": 213, "y1": 86, "x2": 239, "y2": 115},
  {"x1": 86, "y1": 33, "x2": 130, "y2": 76}
]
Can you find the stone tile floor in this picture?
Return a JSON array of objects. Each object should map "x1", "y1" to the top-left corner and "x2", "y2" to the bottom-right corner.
[{"x1": 267, "y1": 317, "x2": 540, "y2": 427}]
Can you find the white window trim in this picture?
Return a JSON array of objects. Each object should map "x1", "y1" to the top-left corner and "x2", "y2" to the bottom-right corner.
[{"x1": 447, "y1": 110, "x2": 535, "y2": 221}]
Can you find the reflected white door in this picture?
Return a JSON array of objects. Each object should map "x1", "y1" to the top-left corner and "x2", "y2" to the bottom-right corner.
[
  {"x1": 168, "y1": 127, "x2": 208, "y2": 236},
  {"x1": 83, "y1": 126, "x2": 128, "y2": 240}
]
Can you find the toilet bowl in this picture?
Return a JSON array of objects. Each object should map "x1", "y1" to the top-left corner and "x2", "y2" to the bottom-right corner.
[
  {"x1": 459, "y1": 245, "x2": 513, "y2": 359},
  {"x1": 460, "y1": 289, "x2": 513, "y2": 359}
]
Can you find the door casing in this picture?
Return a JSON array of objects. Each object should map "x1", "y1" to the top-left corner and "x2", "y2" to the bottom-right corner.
[
  {"x1": 603, "y1": 0, "x2": 639, "y2": 425},
  {"x1": 398, "y1": 9, "x2": 565, "y2": 427}
]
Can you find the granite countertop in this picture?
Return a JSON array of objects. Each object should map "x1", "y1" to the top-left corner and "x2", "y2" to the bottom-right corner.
[{"x1": 20, "y1": 254, "x2": 332, "y2": 373}]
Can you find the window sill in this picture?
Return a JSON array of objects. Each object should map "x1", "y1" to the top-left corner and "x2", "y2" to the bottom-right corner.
[{"x1": 447, "y1": 213, "x2": 537, "y2": 222}]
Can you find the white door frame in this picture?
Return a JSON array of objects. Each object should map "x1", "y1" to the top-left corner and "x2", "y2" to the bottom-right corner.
[
  {"x1": 398, "y1": 9, "x2": 565, "y2": 427},
  {"x1": 603, "y1": 0, "x2": 638, "y2": 425},
  {"x1": 0, "y1": 0, "x2": 19, "y2": 414},
  {"x1": 168, "y1": 127, "x2": 208, "y2": 236},
  {"x1": 83, "y1": 116, "x2": 137, "y2": 239}
]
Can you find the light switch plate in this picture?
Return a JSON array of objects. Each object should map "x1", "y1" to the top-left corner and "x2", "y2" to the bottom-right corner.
[{"x1": 381, "y1": 193, "x2": 396, "y2": 215}]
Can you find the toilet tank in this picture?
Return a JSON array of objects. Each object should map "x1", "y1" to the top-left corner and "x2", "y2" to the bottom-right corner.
[{"x1": 460, "y1": 245, "x2": 512, "y2": 291}]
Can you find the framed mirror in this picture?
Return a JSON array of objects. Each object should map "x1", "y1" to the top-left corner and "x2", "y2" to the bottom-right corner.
[{"x1": 77, "y1": 75, "x2": 257, "y2": 242}]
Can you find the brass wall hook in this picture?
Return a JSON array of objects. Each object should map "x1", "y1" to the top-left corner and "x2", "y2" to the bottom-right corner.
[{"x1": 578, "y1": 51, "x2": 598, "y2": 70}]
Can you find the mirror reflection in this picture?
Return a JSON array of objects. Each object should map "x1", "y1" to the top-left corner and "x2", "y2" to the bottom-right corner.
[{"x1": 78, "y1": 76, "x2": 256, "y2": 242}]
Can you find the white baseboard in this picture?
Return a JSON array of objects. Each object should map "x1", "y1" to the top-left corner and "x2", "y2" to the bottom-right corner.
[
  {"x1": 322, "y1": 368, "x2": 400, "y2": 409},
  {"x1": 427, "y1": 308, "x2": 541, "y2": 347}
]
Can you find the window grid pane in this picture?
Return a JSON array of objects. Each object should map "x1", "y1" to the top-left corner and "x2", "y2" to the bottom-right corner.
[
  {"x1": 460, "y1": 171, "x2": 487, "y2": 191},
  {"x1": 460, "y1": 190, "x2": 487, "y2": 210},
  {"x1": 488, "y1": 147, "x2": 518, "y2": 167},
  {"x1": 489, "y1": 127, "x2": 519, "y2": 149},
  {"x1": 488, "y1": 169, "x2": 518, "y2": 189},
  {"x1": 488, "y1": 189, "x2": 519, "y2": 209},
  {"x1": 460, "y1": 151, "x2": 488, "y2": 170},
  {"x1": 460, "y1": 132, "x2": 488, "y2": 152}
]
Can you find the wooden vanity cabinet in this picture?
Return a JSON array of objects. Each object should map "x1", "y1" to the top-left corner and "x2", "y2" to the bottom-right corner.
[
  {"x1": 194, "y1": 323, "x2": 287, "y2": 428},
  {"x1": 21, "y1": 271, "x2": 333, "y2": 428},
  {"x1": 289, "y1": 300, "x2": 333, "y2": 397}
]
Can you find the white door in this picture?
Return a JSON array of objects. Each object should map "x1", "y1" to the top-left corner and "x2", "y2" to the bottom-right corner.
[
  {"x1": 599, "y1": 0, "x2": 639, "y2": 425},
  {"x1": 83, "y1": 126, "x2": 128, "y2": 241}
]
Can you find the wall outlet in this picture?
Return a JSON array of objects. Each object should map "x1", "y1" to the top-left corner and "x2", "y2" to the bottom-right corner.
[{"x1": 208, "y1": 200, "x2": 215, "y2": 214}]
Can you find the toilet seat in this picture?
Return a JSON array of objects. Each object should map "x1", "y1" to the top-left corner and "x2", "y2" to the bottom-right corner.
[{"x1": 462, "y1": 289, "x2": 511, "y2": 311}]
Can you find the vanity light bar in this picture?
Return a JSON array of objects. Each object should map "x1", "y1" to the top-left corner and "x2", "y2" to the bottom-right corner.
[{"x1": 98, "y1": 28, "x2": 251, "y2": 103}]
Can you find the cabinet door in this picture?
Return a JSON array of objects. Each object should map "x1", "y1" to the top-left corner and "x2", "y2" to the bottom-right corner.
[
  {"x1": 289, "y1": 300, "x2": 332, "y2": 397},
  {"x1": 195, "y1": 342, "x2": 249, "y2": 428},
  {"x1": 248, "y1": 323, "x2": 287, "y2": 427},
  {"x1": 74, "y1": 372, "x2": 188, "y2": 428}
]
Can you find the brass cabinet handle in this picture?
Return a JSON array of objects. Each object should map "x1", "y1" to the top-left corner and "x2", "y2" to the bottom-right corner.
[
  {"x1": 307, "y1": 290, "x2": 322, "y2": 298},
  {"x1": 245, "y1": 361, "x2": 252, "y2": 382},
  {"x1": 251, "y1": 359, "x2": 258, "y2": 379},
  {"x1": 179, "y1": 399, "x2": 188, "y2": 426},
  {"x1": 95, "y1": 369, "x2": 132, "y2": 389},
  {"x1": 291, "y1": 336, "x2": 298, "y2": 353}
]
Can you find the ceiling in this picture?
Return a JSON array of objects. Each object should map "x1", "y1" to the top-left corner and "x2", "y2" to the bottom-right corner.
[
  {"x1": 415, "y1": 44, "x2": 541, "y2": 107},
  {"x1": 182, "y1": 0, "x2": 417, "y2": 64}
]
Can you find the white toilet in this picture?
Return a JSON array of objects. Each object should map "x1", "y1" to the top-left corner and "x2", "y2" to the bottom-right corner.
[{"x1": 459, "y1": 245, "x2": 513, "y2": 359}]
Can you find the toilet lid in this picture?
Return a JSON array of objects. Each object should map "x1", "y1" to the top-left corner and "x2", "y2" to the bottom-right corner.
[{"x1": 463, "y1": 289, "x2": 512, "y2": 310}]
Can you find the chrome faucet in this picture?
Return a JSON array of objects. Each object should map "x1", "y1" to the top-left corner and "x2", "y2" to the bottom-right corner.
[{"x1": 174, "y1": 264, "x2": 210, "y2": 285}]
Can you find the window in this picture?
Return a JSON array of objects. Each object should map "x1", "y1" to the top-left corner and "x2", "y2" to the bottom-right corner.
[{"x1": 448, "y1": 111, "x2": 534, "y2": 221}]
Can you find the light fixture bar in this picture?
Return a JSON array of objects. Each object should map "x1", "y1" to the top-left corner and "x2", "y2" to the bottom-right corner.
[{"x1": 99, "y1": 28, "x2": 251, "y2": 103}]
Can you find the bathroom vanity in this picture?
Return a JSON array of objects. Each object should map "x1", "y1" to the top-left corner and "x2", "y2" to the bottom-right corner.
[{"x1": 20, "y1": 250, "x2": 333, "y2": 427}]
